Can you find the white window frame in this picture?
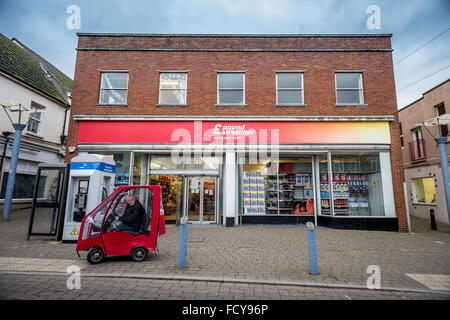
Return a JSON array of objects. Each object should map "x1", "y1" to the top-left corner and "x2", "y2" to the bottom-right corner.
[
  {"x1": 158, "y1": 72, "x2": 188, "y2": 105},
  {"x1": 99, "y1": 71, "x2": 129, "y2": 105},
  {"x1": 276, "y1": 72, "x2": 304, "y2": 105},
  {"x1": 26, "y1": 103, "x2": 45, "y2": 136},
  {"x1": 335, "y1": 72, "x2": 364, "y2": 105},
  {"x1": 217, "y1": 72, "x2": 245, "y2": 105}
]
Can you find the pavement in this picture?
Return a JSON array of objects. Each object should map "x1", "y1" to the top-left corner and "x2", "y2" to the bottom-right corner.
[{"x1": 0, "y1": 207, "x2": 450, "y2": 300}]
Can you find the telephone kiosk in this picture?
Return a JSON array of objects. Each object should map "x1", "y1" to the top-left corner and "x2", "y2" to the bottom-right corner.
[{"x1": 62, "y1": 154, "x2": 116, "y2": 242}]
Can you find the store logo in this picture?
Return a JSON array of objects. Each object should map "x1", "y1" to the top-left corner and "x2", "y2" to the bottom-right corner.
[
  {"x1": 211, "y1": 123, "x2": 256, "y2": 136},
  {"x1": 170, "y1": 120, "x2": 280, "y2": 165},
  {"x1": 213, "y1": 124, "x2": 222, "y2": 135}
]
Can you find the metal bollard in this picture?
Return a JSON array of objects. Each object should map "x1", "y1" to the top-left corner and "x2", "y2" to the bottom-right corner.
[
  {"x1": 306, "y1": 222, "x2": 319, "y2": 275},
  {"x1": 178, "y1": 216, "x2": 188, "y2": 269},
  {"x1": 430, "y1": 209, "x2": 437, "y2": 231}
]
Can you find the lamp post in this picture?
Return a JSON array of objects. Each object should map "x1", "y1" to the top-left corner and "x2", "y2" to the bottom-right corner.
[
  {"x1": 1, "y1": 102, "x2": 37, "y2": 221},
  {"x1": 420, "y1": 114, "x2": 450, "y2": 226}
]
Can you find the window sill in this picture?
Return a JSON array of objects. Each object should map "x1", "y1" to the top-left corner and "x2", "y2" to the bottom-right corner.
[
  {"x1": 155, "y1": 104, "x2": 189, "y2": 108},
  {"x1": 24, "y1": 132, "x2": 44, "y2": 139},
  {"x1": 275, "y1": 104, "x2": 308, "y2": 108},
  {"x1": 411, "y1": 158, "x2": 427, "y2": 163},
  {"x1": 215, "y1": 104, "x2": 248, "y2": 108},
  {"x1": 335, "y1": 104, "x2": 368, "y2": 107},
  {"x1": 95, "y1": 103, "x2": 128, "y2": 108},
  {"x1": 412, "y1": 202, "x2": 437, "y2": 206}
]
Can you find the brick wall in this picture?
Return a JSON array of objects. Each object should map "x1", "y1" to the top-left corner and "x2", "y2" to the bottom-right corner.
[
  {"x1": 67, "y1": 34, "x2": 407, "y2": 231},
  {"x1": 399, "y1": 80, "x2": 450, "y2": 167}
]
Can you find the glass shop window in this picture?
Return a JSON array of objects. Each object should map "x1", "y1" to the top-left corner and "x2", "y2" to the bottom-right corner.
[
  {"x1": 330, "y1": 153, "x2": 385, "y2": 216},
  {"x1": 242, "y1": 157, "x2": 315, "y2": 215},
  {"x1": 88, "y1": 152, "x2": 131, "y2": 187}
]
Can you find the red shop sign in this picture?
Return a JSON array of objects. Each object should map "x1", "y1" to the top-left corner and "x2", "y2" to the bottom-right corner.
[{"x1": 77, "y1": 120, "x2": 390, "y2": 144}]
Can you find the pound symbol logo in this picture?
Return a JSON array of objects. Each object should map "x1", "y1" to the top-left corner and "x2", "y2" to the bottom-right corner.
[{"x1": 213, "y1": 124, "x2": 222, "y2": 135}]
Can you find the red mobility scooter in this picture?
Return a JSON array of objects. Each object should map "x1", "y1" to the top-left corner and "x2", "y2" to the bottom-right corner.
[{"x1": 76, "y1": 185, "x2": 165, "y2": 264}]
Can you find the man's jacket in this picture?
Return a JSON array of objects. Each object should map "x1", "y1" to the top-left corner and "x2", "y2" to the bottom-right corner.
[{"x1": 119, "y1": 200, "x2": 145, "y2": 231}]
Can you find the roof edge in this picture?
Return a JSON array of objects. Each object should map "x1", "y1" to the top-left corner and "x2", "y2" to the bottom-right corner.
[
  {"x1": 76, "y1": 32, "x2": 393, "y2": 38},
  {"x1": 73, "y1": 114, "x2": 396, "y2": 122},
  {"x1": 0, "y1": 70, "x2": 69, "y2": 107},
  {"x1": 398, "y1": 78, "x2": 450, "y2": 112}
]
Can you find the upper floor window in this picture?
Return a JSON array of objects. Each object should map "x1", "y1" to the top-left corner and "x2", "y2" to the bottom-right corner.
[
  {"x1": 335, "y1": 72, "x2": 364, "y2": 105},
  {"x1": 276, "y1": 73, "x2": 304, "y2": 105},
  {"x1": 410, "y1": 127, "x2": 426, "y2": 161},
  {"x1": 99, "y1": 72, "x2": 128, "y2": 105},
  {"x1": 27, "y1": 102, "x2": 45, "y2": 136},
  {"x1": 159, "y1": 73, "x2": 187, "y2": 105},
  {"x1": 217, "y1": 73, "x2": 245, "y2": 105},
  {"x1": 435, "y1": 103, "x2": 448, "y2": 137}
]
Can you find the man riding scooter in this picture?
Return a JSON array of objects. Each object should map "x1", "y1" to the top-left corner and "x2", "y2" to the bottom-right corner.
[{"x1": 112, "y1": 194, "x2": 145, "y2": 234}]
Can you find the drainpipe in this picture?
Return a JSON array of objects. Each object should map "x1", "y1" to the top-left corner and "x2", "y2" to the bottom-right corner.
[{"x1": 60, "y1": 103, "x2": 71, "y2": 160}]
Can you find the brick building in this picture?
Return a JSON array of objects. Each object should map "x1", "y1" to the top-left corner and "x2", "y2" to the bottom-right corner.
[
  {"x1": 67, "y1": 33, "x2": 406, "y2": 231},
  {"x1": 399, "y1": 79, "x2": 450, "y2": 225}
]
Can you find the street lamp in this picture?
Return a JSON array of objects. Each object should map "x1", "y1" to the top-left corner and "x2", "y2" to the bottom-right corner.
[
  {"x1": 1, "y1": 101, "x2": 38, "y2": 221},
  {"x1": 419, "y1": 114, "x2": 450, "y2": 226}
]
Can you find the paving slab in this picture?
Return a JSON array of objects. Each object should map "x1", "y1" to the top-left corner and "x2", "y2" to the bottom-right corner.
[{"x1": 0, "y1": 209, "x2": 449, "y2": 298}]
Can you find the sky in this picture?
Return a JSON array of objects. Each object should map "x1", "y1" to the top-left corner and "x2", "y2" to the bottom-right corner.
[{"x1": 0, "y1": 0, "x2": 449, "y2": 109}]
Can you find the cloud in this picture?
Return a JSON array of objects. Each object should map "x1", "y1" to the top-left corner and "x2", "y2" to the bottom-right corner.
[{"x1": 0, "y1": 0, "x2": 448, "y2": 108}]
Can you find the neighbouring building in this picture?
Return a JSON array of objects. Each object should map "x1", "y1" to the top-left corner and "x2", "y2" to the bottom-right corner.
[
  {"x1": 399, "y1": 78, "x2": 450, "y2": 225},
  {"x1": 0, "y1": 33, "x2": 73, "y2": 207},
  {"x1": 67, "y1": 33, "x2": 407, "y2": 231}
]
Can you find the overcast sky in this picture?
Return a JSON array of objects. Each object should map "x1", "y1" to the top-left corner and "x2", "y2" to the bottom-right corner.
[{"x1": 0, "y1": 0, "x2": 449, "y2": 109}]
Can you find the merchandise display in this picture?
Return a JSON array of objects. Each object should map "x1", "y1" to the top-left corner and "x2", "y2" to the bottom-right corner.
[
  {"x1": 243, "y1": 160, "x2": 315, "y2": 215},
  {"x1": 243, "y1": 172, "x2": 266, "y2": 214},
  {"x1": 132, "y1": 165, "x2": 142, "y2": 185},
  {"x1": 320, "y1": 173, "x2": 371, "y2": 215},
  {"x1": 114, "y1": 173, "x2": 130, "y2": 186},
  {"x1": 149, "y1": 175, "x2": 179, "y2": 221}
]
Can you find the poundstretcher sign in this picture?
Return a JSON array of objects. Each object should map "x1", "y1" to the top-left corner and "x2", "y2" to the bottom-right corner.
[{"x1": 77, "y1": 120, "x2": 391, "y2": 144}]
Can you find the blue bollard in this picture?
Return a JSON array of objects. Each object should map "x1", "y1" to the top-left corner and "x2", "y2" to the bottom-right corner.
[
  {"x1": 178, "y1": 216, "x2": 188, "y2": 269},
  {"x1": 306, "y1": 222, "x2": 319, "y2": 275},
  {"x1": 2, "y1": 124, "x2": 25, "y2": 221}
]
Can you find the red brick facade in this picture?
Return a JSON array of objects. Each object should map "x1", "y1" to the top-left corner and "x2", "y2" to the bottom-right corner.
[{"x1": 67, "y1": 34, "x2": 407, "y2": 231}]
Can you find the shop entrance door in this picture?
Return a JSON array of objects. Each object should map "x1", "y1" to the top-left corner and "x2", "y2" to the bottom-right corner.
[{"x1": 184, "y1": 176, "x2": 217, "y2": 224}]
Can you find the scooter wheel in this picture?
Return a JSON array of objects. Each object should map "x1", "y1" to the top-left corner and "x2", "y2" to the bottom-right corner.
[
  {"x1": 130, "y1": 246, "x2": 148, "y2": 262},
  {"x1": 87, "y1": 247, "x2": 104, "y2": 264}
]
